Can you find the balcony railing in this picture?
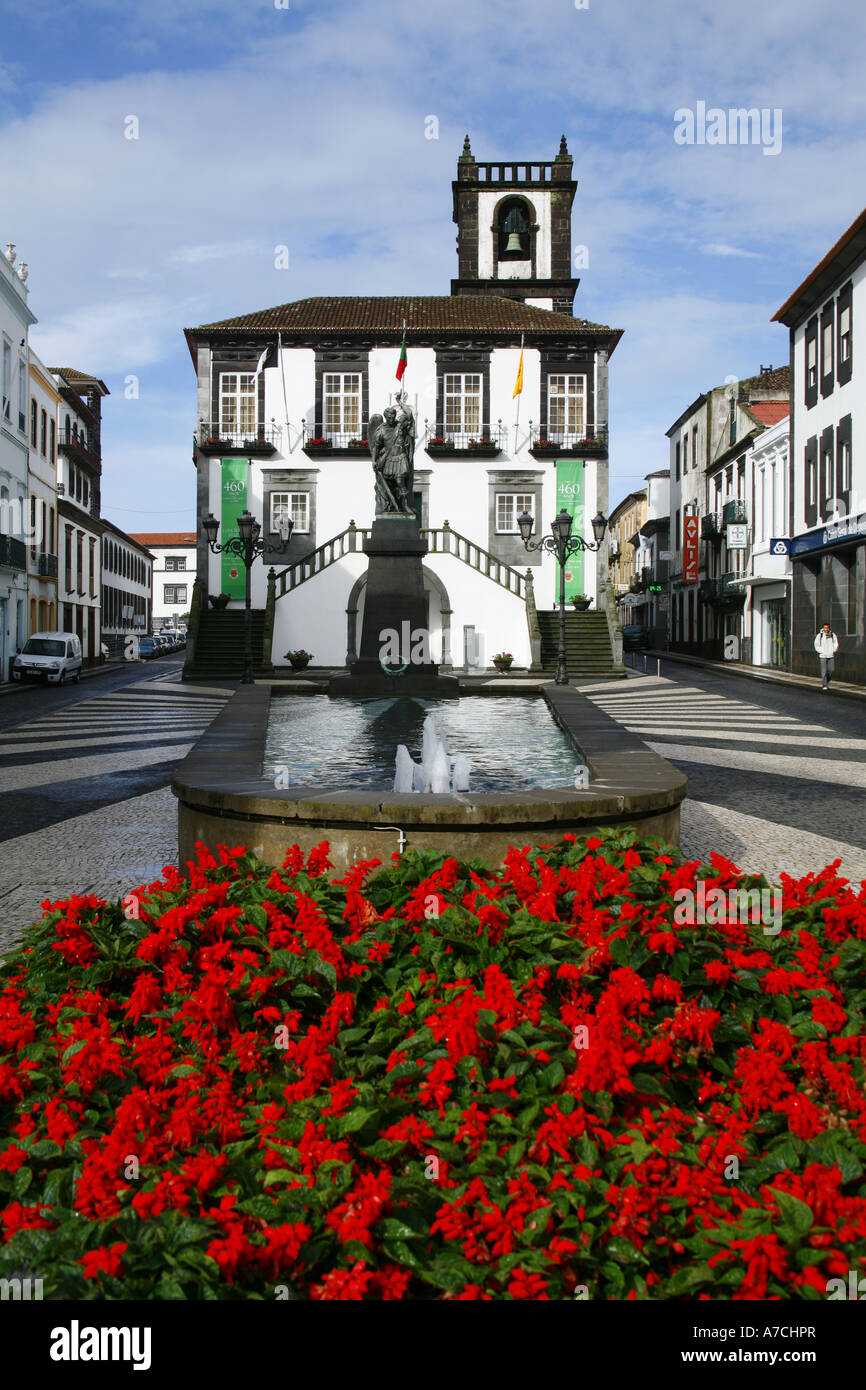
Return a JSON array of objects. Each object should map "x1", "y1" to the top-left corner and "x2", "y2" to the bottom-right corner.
[
  {"x1": 37, "y1": 552, "x2": 58, "y2": 578},
  {"x1": 701, "y1": 513, "x2": 721, "y2": 540},
  {"x1": 0, "y1": 534, "x2": 27, "y2": 570},
  {"x1": 302, "y1": 424, "x2": 371, "y2": 455},
  {"x1": 57, "y1": 423, "x2": 100, "y2": 469},
  {"x1": 722, "y1": 499, "x2": 748, "y2": 526},
  {"x1": 196, "y1": 422, "x2": 280, "y2": 455},
  {"x1": 699, "y1": 574, "x2": 746, "y2": 604},
  {"x1": 425, "y1": 424, "x2": 503, "y2": 455},
  {"x1": 529, "y1": 424, "x2": 608, "y2": 457}
]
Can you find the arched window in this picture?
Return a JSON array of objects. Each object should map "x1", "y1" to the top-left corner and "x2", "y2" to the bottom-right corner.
[{"x1": 497, "y1": 198, "x2": 531, "y2": 261}]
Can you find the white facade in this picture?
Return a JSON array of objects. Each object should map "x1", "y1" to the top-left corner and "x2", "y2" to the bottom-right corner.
[
  {"x1": 129, "y1": 535, "x2": 196, "y2": 630},
  {"x1": 0, "y1": 242, "x2": 35, "y2": 681},
  {"x1": 100, "y1": 521, "x2": 153, "y2": 654},
  {"x1": 196, "y1": 340, "x2": 608, "y2": 669},
  {"x1": 737, "y1": 416, "x2": 791, "y2": 667}
]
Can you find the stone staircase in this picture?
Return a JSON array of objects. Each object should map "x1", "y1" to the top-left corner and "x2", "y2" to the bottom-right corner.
[
  {"x1": 537, "y1": 610, "x2": 615, "y2": 675},
  {"x1": 184, "y1": 609, "x2": 267, "y2": 681}
]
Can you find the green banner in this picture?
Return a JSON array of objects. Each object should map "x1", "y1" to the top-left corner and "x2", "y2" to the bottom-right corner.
[
  {"x1": 220, "y1": 459, "x2": 248, "y2": 600},
  {"x1": 555, "y1": 459, "x2": 585, "y2": 603}
]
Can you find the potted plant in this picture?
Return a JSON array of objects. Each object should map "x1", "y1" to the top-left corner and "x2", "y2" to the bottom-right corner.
[
  {"x1": 304, "y1": 436, "x2": 332, "y2": 452},
  {"x1": 570, "y1": 594, "x2": 592, "y2": 611},
  {"x1": 209, "y1": 592, "x2": 230, "y2": 610},
  {"x1": 347, "y1": 437, "x2": 368, "y2": 450},
  {"x1": 492, "y1": 651, "x2": 514, "y2": 672},
  {"x1": 285, "y1": 649, "x2": 313, "y2": 670}
]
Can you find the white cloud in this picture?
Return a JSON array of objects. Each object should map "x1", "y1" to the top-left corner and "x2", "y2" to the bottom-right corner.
[{"x1": 702, "y1": 243, "x2": 763, "y2": 259}]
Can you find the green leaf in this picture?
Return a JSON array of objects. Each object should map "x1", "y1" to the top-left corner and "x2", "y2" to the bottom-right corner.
[{"x1": 770, "y1": 1189, "x2": 814, "y2": 1238}]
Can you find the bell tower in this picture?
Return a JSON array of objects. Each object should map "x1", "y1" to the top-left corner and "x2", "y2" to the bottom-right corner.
[{"x1": 451, "y1": 135, "x2": 580, "y2": 314}]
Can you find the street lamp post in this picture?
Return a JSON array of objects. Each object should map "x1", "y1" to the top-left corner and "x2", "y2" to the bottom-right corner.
[
  {"x1": 517, "y1": 506, "x2": 608, "y2": 685},
  {"x1": 203, "y1": 509, "x2": 293, "y2": 684}
]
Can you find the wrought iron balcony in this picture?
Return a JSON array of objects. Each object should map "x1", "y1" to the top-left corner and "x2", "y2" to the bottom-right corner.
[
  {"x1": 57, "y1": 423, "x2": 100, "y2": 469},
  {"x1": 0, "y1": 534, "x2": 27, "y2": 570},
  {"x1": 196, "y1": 422, "x2": 279, "y2": 455},
  {"x1": 699, "y1": 574, "x2": 746, "y2": 604},
  {"x1": 722, "y1": 499, "x2": 748, "y2": 526},
  {"x1": 302, "y1": 424, "x2": 371, "y2": 456},
  {"x1": 425, "y1": 424, "x2": 503, "y2": 456},
  {"x1": 529, "y1": 424, "x2": 608, "y2": 457},
  {"x1": 37, "y1": 552, "x2": 58, "y2": 578},
  {"x1": 701, "y1": 513, "x2": 722, "y2": 540}
]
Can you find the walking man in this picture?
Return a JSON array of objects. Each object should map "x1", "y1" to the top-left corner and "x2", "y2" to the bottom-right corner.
[{"x1": 814, "y1": 622, "x2": 839, "y2": 691}]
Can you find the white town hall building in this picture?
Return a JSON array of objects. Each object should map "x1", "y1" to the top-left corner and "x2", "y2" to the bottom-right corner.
[{"x1": 183, "y1": 137, "x2": 622, "y2": 676}]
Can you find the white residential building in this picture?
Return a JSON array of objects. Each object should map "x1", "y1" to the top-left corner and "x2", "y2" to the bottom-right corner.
[
  {"x1": 52, "y1": 368, "x2": 109, "y2": 663},
  {"x1": 773, "y1": 206, "x2": 866, "y2": 683},
  {"x1": 0, "y1": 242, "x2": 35, "y2": 681},
  {"x1": 100, "y1": 519, "x2": 154, "y2": 655},
  {"x1": 128, "y1": 532, "x2": 195, "y2": 631}
]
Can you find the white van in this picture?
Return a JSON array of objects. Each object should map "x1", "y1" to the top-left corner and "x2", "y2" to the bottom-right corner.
[{"x1": 13, "y1": 632, "x2": 83, "y2": 685}]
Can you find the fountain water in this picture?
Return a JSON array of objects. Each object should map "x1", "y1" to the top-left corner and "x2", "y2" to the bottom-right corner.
[{"x1": 393, "y1": 712, "x2": 473, "y2": 795}]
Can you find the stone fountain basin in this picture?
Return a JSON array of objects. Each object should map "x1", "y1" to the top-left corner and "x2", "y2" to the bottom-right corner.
[{"x1": 172, "y1": 686, "x2": 688, "y2": 871}]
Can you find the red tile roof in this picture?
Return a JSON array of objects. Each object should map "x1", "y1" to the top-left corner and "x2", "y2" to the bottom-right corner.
[
  {"x1": 747, "y1": 401, "x2": 789, "y2": 426},
  {"x1": 129, "y1": 532, "x2": 196, "y2": 546},
  {"x1": 773, "y1": 205, "x2": 866, "y2": 325}
]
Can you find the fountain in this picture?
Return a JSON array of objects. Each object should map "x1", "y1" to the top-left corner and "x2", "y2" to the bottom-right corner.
[{"x1": 394, "y1": 713, "x2": 474, "y2": 795}]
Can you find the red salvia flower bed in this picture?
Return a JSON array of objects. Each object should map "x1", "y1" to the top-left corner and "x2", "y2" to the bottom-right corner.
[{"x1": 0, "y1": 830, "x2": 865, "y2": 1300}]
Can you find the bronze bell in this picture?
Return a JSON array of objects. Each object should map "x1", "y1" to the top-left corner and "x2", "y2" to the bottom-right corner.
[{"x1": 504, "y1": 230, "x2": 523, "y2": 254}]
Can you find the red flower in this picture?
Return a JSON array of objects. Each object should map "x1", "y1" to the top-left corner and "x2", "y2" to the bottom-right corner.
[{"x1": 80, "y1": 1242, "x2": 127, "y2": 1280}]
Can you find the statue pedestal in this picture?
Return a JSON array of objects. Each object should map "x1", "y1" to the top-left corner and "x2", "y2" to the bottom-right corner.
[{"x1": 328, "y1": 515, "x2": 459, "y2": 698}]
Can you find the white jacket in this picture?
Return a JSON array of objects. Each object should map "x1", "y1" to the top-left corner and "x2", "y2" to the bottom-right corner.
[{"x1": 814, "y1": 630, "x2": 839, "y2": 657}]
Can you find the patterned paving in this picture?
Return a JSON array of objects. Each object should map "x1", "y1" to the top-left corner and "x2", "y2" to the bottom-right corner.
[
  {"x1": 585, "y1": 674, "x2": 866, "y2": 887},
  {"x1": 0, "y1": 677, "x2": 229, "y2": 955}
]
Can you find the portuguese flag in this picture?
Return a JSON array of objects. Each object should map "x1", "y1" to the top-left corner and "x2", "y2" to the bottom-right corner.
[{"x1": 396, "y1": 324, "x2": 407, "y2": 381}]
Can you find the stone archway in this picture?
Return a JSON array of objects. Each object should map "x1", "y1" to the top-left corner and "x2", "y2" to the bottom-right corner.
[{"x1": 346, "y1": 567, "x2": 453, "y2": 669}]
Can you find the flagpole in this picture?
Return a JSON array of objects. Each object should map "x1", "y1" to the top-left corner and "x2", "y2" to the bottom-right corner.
[{"x1": 513, "y1": 334, "x2": 524, "y2": 454}]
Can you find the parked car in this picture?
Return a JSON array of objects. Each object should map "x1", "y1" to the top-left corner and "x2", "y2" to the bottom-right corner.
[
  {"x1": 621, "y1": 624, "x2": 650, "y2": 652},
  {"x1": 137, "y1": 637, "x2": 158, "y2": 660},
  {"x1": 12, "y1": 632, "x2": 83, "y2": 684}
]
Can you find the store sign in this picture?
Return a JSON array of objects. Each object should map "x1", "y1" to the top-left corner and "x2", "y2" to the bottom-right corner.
[
  {"x1": 769, "y1": 538, "x2": 791, "y2": 555},
  {"x1": 791, "y1": 513, "x2": 866, "y2": 557},
  {"x1": 727, "y1": 523, "x2": 748, "y2": 550},
  {"x1": 220, "y1": 459, "x2": 248, "y2": 600},
  {"x1": 683, "y1": 514, "x2": 700, "y2": 582}
]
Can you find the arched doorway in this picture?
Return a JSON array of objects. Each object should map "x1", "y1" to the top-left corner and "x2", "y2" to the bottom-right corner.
[{"x1": 346, "y1": 567, "x2": 453, "y2": 669}]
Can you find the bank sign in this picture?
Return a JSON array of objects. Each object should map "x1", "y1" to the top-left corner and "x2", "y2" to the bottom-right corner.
[
  {"x1": 220, "y1": 459, "x2": 248, "y2": 600},
  {"x1": 555, "y1": 460, "x2": 585, "y2": 602},
  {"x1": 790, "y1": 513, "x2": 866, "y2": 557}
]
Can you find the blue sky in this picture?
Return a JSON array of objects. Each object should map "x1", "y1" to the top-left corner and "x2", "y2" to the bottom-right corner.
[{"x1": 2, "y1": 0, "x2": 865, "y2": 530}]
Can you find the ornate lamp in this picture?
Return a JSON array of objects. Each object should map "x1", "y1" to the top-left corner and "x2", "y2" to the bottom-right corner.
[{"x1": 203, "y1": 512, "x2": 219, "y2": 548}]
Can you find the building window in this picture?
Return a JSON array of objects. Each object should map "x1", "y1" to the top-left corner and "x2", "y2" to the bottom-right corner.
[
  {"x1": 271, "y1": 491, "x2": 309, "y2": 533},
  {"x1": 494, "y1": 493, "x2": 534, "y2": 534},
  {"x1": 164, "y1": 584, "x2": 188, "y2": 606},
  {"x1": 30, "y1": 397, "x2": 37, "y2": 446},
  {"x1": 219, "y1": 373, "x2": 256, "y2": 436},
  {"x1": 837, "y1": 282, "x2": 853, "y2": 386},
  {"x1": 804, "y1": 435, "x2": 818, "y2": 528},
  {"x1": 49, "y1": 417, "x2": 55, "y2": 465},
  {"x1": 837, "y1": 414, "x2": 852, "y2": 514},
  {"x1": 547, "y1": 374, "x2": 585, "y2": 440},
  {"x1": 165, "y1": 555, "x2": 187, "y2": 572},
  {"x1": 2, "y1": 341, "x2": 11, "y2": 421},
  {"x1": 323, "y1": 373, "x2": 361, "y2": 438},
  {"x1": 805, "y1": 317, "x2": 819, "y2": 408},
  {"x1": 682, "y1": 433, "x2": 689, "y2": 473},
  {"x1": 675, "y1": 440, "x2": 681, "y2": 480},
  {"x1": 444, "y1": 373, "x2": 481, "y2": 435},
  {"x1": 18, "y1": 360, "x2": 26, "y2": 430},
  {"x1": 40, "y1": 408, "x2": 47, "y2": 456},
  {"x1": 821, "y1": 301, "x2": 834, "y2": 397},
  {"x1": 692, "y1": 424, "x2": 699, "y2": 470}
]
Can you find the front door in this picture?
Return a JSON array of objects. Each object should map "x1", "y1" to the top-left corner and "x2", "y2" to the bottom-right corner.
[{"x1": 762, "y1": 597, "x2": 787, "y2": 667}]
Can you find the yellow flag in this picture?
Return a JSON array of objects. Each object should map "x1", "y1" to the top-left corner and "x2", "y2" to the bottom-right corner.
[{"x1": 513, "y1": 342, "x2": 524, "y2": 398}]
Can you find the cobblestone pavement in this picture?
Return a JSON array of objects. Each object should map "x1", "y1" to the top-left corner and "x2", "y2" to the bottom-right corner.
[
  {"x1": 583, "y1": 669, "x2": 866, "y2": 888},
  {"x1": 0, "y1": 674, "x2": 230, "y2": 956}
]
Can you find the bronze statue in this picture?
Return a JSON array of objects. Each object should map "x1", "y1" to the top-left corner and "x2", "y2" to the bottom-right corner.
[{"x1": 369, "y1": 390, "x2": 415, "y2": 513}]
